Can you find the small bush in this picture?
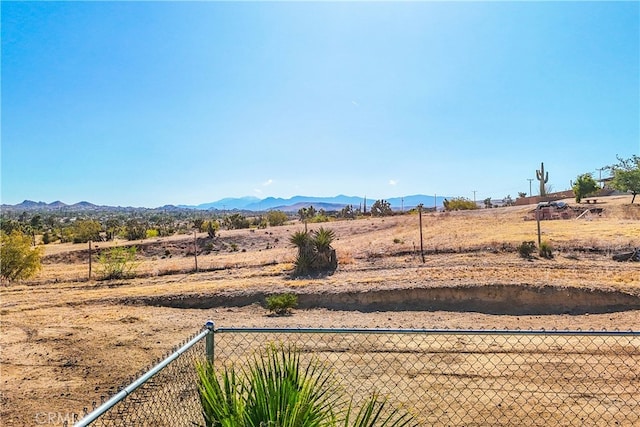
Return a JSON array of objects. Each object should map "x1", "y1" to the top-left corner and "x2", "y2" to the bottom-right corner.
[
  {"x1": 443, "y1": 197, "x2": 478, "y2": 211},
  {"x1": 97, "y1": 246, "x2": 138, "y2": 280},
  {"x1": 539, "y1": 240, "x2": 554, "y2": 259},
  {"x1": 265, "y1": 293, "x2": 298, "y2": 316},
  {"x1": 517, "y1": 241, "x2": 536, "y2": 258}
]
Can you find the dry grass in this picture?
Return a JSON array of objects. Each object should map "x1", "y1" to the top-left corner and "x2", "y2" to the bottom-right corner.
[{"x1": 1, "y1": 194, "x2": 639, "y2": 425}]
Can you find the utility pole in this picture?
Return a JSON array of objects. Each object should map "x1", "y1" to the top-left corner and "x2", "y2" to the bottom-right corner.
[
  {"x1": 527, "y1": 179, "x2": 534, "y2": 197},
  {"x1": 472, "y1": 190, "x2": 477, "y2": 204},
  {"x1": 596, "y1": 168, "x2": 605, "y2": 188},
  {"x1": 418, "y1": 204, "x2": 425, "y2": 263},
  {"x1": 193, "y1": 230, "x2": 198, "y2": 272}
]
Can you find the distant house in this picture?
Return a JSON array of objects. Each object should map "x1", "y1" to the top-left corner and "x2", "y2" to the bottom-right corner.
[{"x1": 598, "y1": 176, "x2": 614, "y2": 189}]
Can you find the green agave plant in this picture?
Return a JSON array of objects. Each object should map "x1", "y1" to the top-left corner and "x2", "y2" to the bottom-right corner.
[{"x1": 195, "y1": 345, "x2": 418, "y2": 427}]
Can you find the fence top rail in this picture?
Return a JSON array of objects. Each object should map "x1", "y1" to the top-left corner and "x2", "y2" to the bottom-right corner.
[{"x1": 214, "y1": 326, "x2": 640, "y2": 336}]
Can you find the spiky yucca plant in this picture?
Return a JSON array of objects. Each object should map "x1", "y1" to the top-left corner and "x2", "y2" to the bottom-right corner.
[
  {"x1": 289, "y1": 227, "x2": 337, "y2": 276},
  {"x1": 195, "y1": 345, "x2": 418, "y2": 427}
]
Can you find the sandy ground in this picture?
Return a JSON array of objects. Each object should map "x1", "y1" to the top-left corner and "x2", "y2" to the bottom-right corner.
[{"x1": 1, "y1": 199, "x2": 639, "y2": 425}]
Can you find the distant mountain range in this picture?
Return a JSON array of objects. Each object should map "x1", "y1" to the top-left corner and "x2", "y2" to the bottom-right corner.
[
  {"x1": 2, "y1": 194, "x2": 447, "y2": 212},
  {"x1": 181, "y1": 194, "x2": 444, "y2": 212}
]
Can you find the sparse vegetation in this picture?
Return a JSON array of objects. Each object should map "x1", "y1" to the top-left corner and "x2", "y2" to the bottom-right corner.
[
  {"x1": 517, "y1": 241, "x2": 536, "y2": 259},
  {"x1": 539, "y1": 241, "x2": 553, "y2": 259},
  {"x1": 97, "y1": 246, "x2": 138, "y2": 280},
  {"x1": 265, "y1": 293, "x2": 298, "y2": 316},
  {"x1": 3, "y1": 196, "x2": 640, "y2": 425}
]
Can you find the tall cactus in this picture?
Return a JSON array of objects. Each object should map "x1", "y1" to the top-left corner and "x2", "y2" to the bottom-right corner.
[{"x1": 536, "y1": 162, "x2": 549, "y2": 196}]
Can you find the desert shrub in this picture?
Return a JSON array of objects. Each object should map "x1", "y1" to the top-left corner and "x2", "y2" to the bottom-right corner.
[
  {"x1": 146, "y1": 229, "x2": 159, "y2": 239},
  {"x1": 97, "y1": 246, "x2": 138, "y2": 280},
  {"x1": 195, "y1": 345, "x2": 418, "y2": 427},
  {"x1": 266, "y1": 210, "x2": 288, "y2": 227},
  {"x1": 265, "y1": 293, "x2": 298, "y2": 316},
  {"x1": 0, "y1": 230, "x2": 43, "y2": 282},
  {"x1": 309, "y1": 214, "x2": 330, "y2": 223},
  {"x1": 517, "y1": 241, "x2": 536, "y2": 258},
  {"x1": 224, "y1": 213, "x2": 250, "y2": 230},
  {"x1": 42, "y1": 231, "x2": 57, "y2": 244},
  {"x1": 539, "y1": 241, "x2": 554, "y2": 259},
  {"x1": 443, "y1": 197, "x2": 478, "y2": 211}
]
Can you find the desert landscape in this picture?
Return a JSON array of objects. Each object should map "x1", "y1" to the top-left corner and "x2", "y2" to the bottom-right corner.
[{"x1": 1, "y1": 195, "x2": 639, "y2": 426}]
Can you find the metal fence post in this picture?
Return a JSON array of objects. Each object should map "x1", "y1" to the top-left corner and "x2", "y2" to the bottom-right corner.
[{"x1": 205, "y1": 320, "x2": 215, "y2": 364}]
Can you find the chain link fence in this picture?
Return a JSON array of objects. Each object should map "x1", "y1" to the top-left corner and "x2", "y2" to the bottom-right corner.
[{"x1": 76, "y1": 324, "x2": 640, "y2": 426}]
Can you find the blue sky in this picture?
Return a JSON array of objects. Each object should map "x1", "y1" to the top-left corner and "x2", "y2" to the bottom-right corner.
[{"x1": 2, "y1": 1, "x2": 638, "y2": 208}]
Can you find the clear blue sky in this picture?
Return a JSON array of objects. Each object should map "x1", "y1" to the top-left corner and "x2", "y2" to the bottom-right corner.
[{"x1": 2, "y1": 1, "x2": 638, "y2": 208}]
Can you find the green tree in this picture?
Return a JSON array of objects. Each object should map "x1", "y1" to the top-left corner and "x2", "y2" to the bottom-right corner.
[
  {"x1": 71, "y1": 219, "x2": 102, "y2": 243},
  {"x1": 125, "y1": 218, "x2": 147, "y2": 240},
  {"x1": 1, "y1": 218, "x2": 21, "y2": 234},
  {"x1": 104, "y1": 217, "x2": 122, "y2": 241},
  {"x1": 370, "y1": 200, "x2": 392, "y2": 217},
  {"x1": 572, "y1": 173, "x2": 599, "y2": 203},
  {"x1": 266, "y1": 210, "x2": 288, "y2": 227},
  {"x1": 608, "y1": 155, "x2": 640, "y2": 204},
  {"x1": 1, "y1": 230, "x2": 44, "y2": 282},
  {"x1": 29, "y1": 215, "x2": 43, "y2": 233}
]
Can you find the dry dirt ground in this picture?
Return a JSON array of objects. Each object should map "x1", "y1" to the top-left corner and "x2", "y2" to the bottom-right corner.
[{"x1": 1, "y1": 196, "x2": 639, "y2": 425}]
